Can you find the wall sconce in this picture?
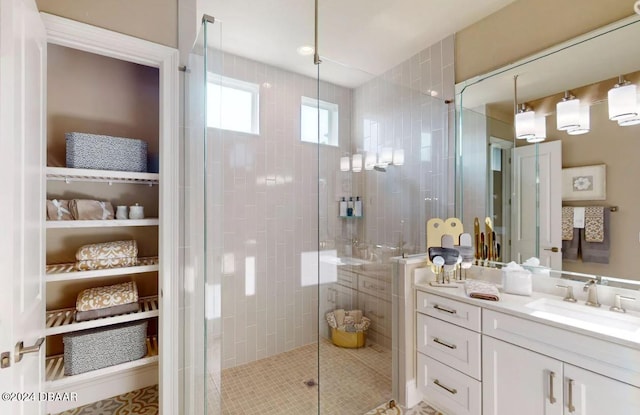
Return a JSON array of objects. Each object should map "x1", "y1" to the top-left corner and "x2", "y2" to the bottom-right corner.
[
  {"x1": 617, "y1": 93, "x2": 640, "y2": 126},
  {"x1": 351, "y1": 154, "x2": 363, "y2": 172},
  {"x1": 340, "y1": 155, "x2": 350, "y2": 171},
  {"x1": 393, "y1": 149, "x2": 405, "y2": 166},
  {"x1": 556, "y1": 92, "x2": 581, "y2": 131},
  {"x1": 515, "y1": 104, "x2": 536, "y2": 139},
  {"x1": 567, "y1": 105, "x2": 591, "y2": 135},
  {"x1": 364, "y1": 152, "x2": 376, "y2": 170},
  {"x1": 608, "y1": 76, "x2": 638, "y2": 121}
]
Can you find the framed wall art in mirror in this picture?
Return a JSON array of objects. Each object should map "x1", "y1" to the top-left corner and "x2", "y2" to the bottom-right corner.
[{"x1": 562, "y1": 164, "x2": 606, "y2": 201}]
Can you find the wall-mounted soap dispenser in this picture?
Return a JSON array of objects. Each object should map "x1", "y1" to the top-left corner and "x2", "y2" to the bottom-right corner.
[
  {"x1": 339, "y1": 197, "x2": 347, "y2": 217},
  {"x1": 354, "y1": 196, "x2": 362, "y2": 217},
  {"x1": 347, "y1": 197, "x2": 354, "y2": 216}
]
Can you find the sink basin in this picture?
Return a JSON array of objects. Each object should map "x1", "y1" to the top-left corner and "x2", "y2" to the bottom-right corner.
[{"x1": 525, "y1": 297, "x2": 640, "y2": 340}]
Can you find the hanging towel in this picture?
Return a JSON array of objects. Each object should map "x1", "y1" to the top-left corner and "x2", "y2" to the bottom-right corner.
[
  {"x1": 581, "y1": 208, "x2": 610, "y2": 264},
  {"x1": 46, "y1": 199, "x2": 73, "y2": 221},
  {"x1": 562, "y1": 207, "x2": 574, "y2": 241},
  {"x1": 573, "y1": 207, "x2": 585, "y2": 229},
  {"x1": 464, "y1": 280, "x2": 500, "y2": 301},
  {"x1": 562, "y1": 229, "x2": 580, "y2": 261},
  {"x1": 584, "y1": 206, "x2": 605, "y2": 243},
  {"x1": 69, "y1": 199, "x2": 114, "y2": 220}
]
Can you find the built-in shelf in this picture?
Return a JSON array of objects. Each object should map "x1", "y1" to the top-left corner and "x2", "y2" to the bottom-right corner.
[
  {"x1": 45, "y1": 336, "x2": 159, "y2": 387},
  {"x1": 46, "y1": 218, "x2": 159, "y2": 228},
  {"x1": 46, "y1": 167, "x2": 159, "y2": 185},
  {"x1": 45, "y1": 296, "x2": 159, "y2": 336},
  {"x1": 46, "y1": 257, "x2": 159, "y2": 282}
]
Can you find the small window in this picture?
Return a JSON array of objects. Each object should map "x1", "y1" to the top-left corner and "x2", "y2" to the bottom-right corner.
[
  {"x1": 300, "y1": 96, "x2": 338, "y2": 146},
  {"x1": 207, "y1": 74, "x2": 259, "y2": 135}
]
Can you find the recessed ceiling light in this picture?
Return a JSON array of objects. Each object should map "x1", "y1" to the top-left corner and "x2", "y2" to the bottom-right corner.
[{"x1": 297, "y1": 45, "x2": 314, "y2": 56}]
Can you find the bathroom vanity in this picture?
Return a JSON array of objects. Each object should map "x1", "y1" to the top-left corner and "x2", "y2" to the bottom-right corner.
[{"x1": 394, "y1": 256, "x2": 640, "y2": 415}]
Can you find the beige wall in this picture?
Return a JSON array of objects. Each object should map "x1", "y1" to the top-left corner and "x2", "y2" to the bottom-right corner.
[
  {"x1": 36, "y1": 0, "x2": 178, "y2": 48},
  {"x1": 455, "y1": 0, "x2": 635, "y2": 82}
]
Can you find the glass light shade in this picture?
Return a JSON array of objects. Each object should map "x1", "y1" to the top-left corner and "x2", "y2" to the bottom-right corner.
[
  {"x1": 527, "y1": 116, "x2": 547, "y2": 143},
  {"x1": 340, "y1": 156, "x2": 350, "y2": 171},
  {"x1": 364, "y1": 152, "x2": 376, "y2": 170},
  {"x1": 515, "y1": 110, "x2": 536, "y2": 139},
  {"x1": 351, "y1": 154, "x2": 363, "y2": 172},
  {"x1": 567, "y1": 105, "x2": 591, "y2": 135},
  {"x1": 617, "y1": 98, "x2": 640, "y2": 126},
  {"x1": 392, "y1": 149, "x2": 405, "y2": 165},
  {"x1": 556, "y1": 98, "x2": 580, "y2": 130},
  {"x1": 608, "y1": 83, "x2": 638, "y2": 120},
  {"x1": 380, "y1": 147, "x2": 393, "y2": 164}
]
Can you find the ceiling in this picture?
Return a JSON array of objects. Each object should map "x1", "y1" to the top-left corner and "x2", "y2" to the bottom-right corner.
[
  {"x1": 202, "y1": 0, "x2": 516, "y2": 88},
  {"x1": 457, "y1": 15, "x2": 640, "y2": 115}
]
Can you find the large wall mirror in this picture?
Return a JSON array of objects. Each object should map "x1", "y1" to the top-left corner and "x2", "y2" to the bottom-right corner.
[{"x1": 455, "y1": 14, "x2": 640, "y2": 288}]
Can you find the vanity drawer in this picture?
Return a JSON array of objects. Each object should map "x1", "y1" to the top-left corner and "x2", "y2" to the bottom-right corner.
[
  {"x1": 417, "y1": 291, "x2": 481, "y2": 332},
  {"x1": 417, "y1": 352, "x2": 481, "y2": 415},
  {"x1": 358, "y1": 274, "x2": 391, "y2": 300},
  {"x1": 336, "y1": 269, "x2": 358, "y2": 289},
  {"x1": 417, "y1": 313, "x2": 481, "y2": 380}
]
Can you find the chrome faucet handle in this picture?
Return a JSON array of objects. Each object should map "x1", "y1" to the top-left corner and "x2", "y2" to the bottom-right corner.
[
  {"x1": 556, "y1": 285, "x2": 577, "y2": 302},
  {"x1": 610, "y1": 294, "x2": 636, "y2": 313},
  {"x1": 583, "y1": 279, "x2": 601, "y2": 307}
]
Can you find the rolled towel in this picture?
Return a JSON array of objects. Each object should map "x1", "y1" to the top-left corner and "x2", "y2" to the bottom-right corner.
[
  {"x1": 75, "y1": 240, "x2": 138, "y2": 270},
  {"x1": 46, "y1": 199, "x2": 73, "y2": 221},
  {"x1": 69, "y1": 199, "x2": 114, "y2": 220},
  {"x1": 76, "y1": 281, "x2": 139, "y2": 312},
  {"x1": 334, "y1": 309, "x2": 346, "y2": 327},
  {"x1": 464, "y1": 280, "x2": 500, "y2": 301},
  {"x1": 348, "y1": 309, "x2": 363, "y2": 324}
]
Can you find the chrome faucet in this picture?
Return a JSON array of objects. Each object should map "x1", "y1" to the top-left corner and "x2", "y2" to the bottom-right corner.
[{"x1": 583, "y1": 279, "x2": 601, "y2": 307}]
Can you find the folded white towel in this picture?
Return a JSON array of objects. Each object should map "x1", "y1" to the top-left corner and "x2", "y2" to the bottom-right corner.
[
  {"x1": 464, "y1": 280, "x2": 500, "y2": 301},
  {"x1": 573, "y1": 207, "x2": 585, "y2": 229}
]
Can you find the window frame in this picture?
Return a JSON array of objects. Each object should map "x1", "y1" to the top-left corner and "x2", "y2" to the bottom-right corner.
[
  {"x1": 300, "y1": 96, "x2": 339, "y2": 146},
  {"x1": 207, "y1": 73, "x2": 260, "y2": 135}
]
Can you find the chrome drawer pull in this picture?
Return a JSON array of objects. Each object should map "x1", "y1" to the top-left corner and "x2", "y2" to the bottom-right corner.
[
  {"x1": 433, "y1": 304, "x2": 457, "y2": 314},
  {"x1": 568, "y1": 379, "x2": 576, "y2": 413},
  {"x1": 433, "y1": 337, "x2": 457, "y2": 350},
  {"x1": 549, "y1": 371, "x2": 556, "y2": 404},
  {"x1": 433, "y1": 379, "x2": 457, "y2": 395}
]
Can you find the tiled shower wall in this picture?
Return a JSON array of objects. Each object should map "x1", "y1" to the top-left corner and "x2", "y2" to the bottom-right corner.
[
  {"x1": 350, "y1": 35, "x2": 456, "y2": 254},
  {"x1": 212, "y1": 53, "x2": 353, "y2": 369}
]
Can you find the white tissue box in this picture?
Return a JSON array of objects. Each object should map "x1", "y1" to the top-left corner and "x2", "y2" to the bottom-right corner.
[{"x1": 502, "y1": 269, "x2": 532, "y2": 296}]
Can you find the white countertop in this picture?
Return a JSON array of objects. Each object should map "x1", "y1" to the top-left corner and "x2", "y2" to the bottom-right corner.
[{"x1": 415, "y1": 280, "x2": 640, "y2": 350}]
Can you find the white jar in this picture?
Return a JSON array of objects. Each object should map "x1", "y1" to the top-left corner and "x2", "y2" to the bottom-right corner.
[
  {"x1": 115, "y1": 205, "x2": 128, "y2": 220},
  {"x1": 129, "y1": 203, "x2": 144, "y2": 219}
]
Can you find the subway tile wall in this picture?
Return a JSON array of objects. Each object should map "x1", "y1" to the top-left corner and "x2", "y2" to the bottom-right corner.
[{"x1": 182, "y1": 34, "x2": 456, "y2": 377}]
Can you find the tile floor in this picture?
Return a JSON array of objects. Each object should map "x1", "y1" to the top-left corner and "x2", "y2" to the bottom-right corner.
[{"x1": 55, "y1": 340, "x2": 441, "y2": 414}]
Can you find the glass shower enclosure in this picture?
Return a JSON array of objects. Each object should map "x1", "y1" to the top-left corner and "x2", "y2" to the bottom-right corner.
[{"x1": 186, "y1": 14, "x2": 453, "y2": 415}]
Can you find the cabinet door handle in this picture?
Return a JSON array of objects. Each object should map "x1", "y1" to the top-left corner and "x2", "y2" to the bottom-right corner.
[
  {"x1": 433, "y1": 379, "x2": 457, "y2": 395},
  {"x1": 433, "y1": 304, "x2": 457, "y2": 314},
  {"x1": 549, "y1": 371, "x2": 556, "y2": 404},
  {"x1": 433, "y1": 337, "x2": 457, "y2": 350},
  {"x1": 568, "y1": 379, "x2": 576, "y2": 413}
]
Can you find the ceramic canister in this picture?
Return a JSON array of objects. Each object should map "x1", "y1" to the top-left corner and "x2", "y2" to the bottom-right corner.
[
  {"x1": 115, "y1": 205, "x2": 128, "y2": 220},
  {"x1": 129, "y1": 203, "x2": 144, "y2": 219}
]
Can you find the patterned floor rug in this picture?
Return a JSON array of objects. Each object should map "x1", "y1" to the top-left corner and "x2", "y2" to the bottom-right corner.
[{"x1": 53, "y1": 385, "x2": 158, "y2": 415}]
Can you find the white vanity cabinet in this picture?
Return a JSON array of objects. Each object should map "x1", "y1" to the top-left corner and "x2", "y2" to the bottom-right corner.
[
  {"x1": 483, "y1": 335, "x2": 563, "y2": 415},
  {"x1": 416, "y1": 291, "x2": 482, "y2": 415},
  {"x1": 415, "y1": 289, "x2": 640, "y2": 415},
  {"x1": 482, "y1": 309, "x2": 640, "y2": 415}
]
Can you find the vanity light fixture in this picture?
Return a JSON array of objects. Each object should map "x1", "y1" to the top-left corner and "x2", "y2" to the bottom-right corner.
[
  {"x1": 617, "y1": 94, "x2": 640, "y2": 126},
  {"x1": 351, "y1": 154, "x2": 363, "y2": 172},
  {"x1": 515, "y1": 104, "x2": 536, "y2": 139},
  {"x1": 364, "y1": 152, "x2": 377, "y2": 170},
  {"x1": 340, "y1": 155, "x2": 350, "y2": 171},
  {"x1": 567, "y1": 105, "x2": 591, "y2": 135},
  {"x1": 608, "y1": 75, "x2": 638, "y2": 121},
  {"x1": 379, "y1": 147, "x2": 393, "y2": 166},
  {"x1": 556, "y1": 91, "x2": 581, "y2": 131},
  {"x1": 526, "y1": 116, "x2": 547, "y2": 143}
]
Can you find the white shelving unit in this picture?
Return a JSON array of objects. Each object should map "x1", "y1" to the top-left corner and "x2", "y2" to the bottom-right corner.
[
  {"x1": 45, "y1": 296, "x2": 159, "y2": 335},
  {"x1": 45, "y1": 165, "x2": 161, "y2": 410},
  {"x1": 46, "y1": 218, "x2": 159, "y2": 228},
  {"x1": 46, "y1": 257, "x2": 159, "y2": 282}
]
